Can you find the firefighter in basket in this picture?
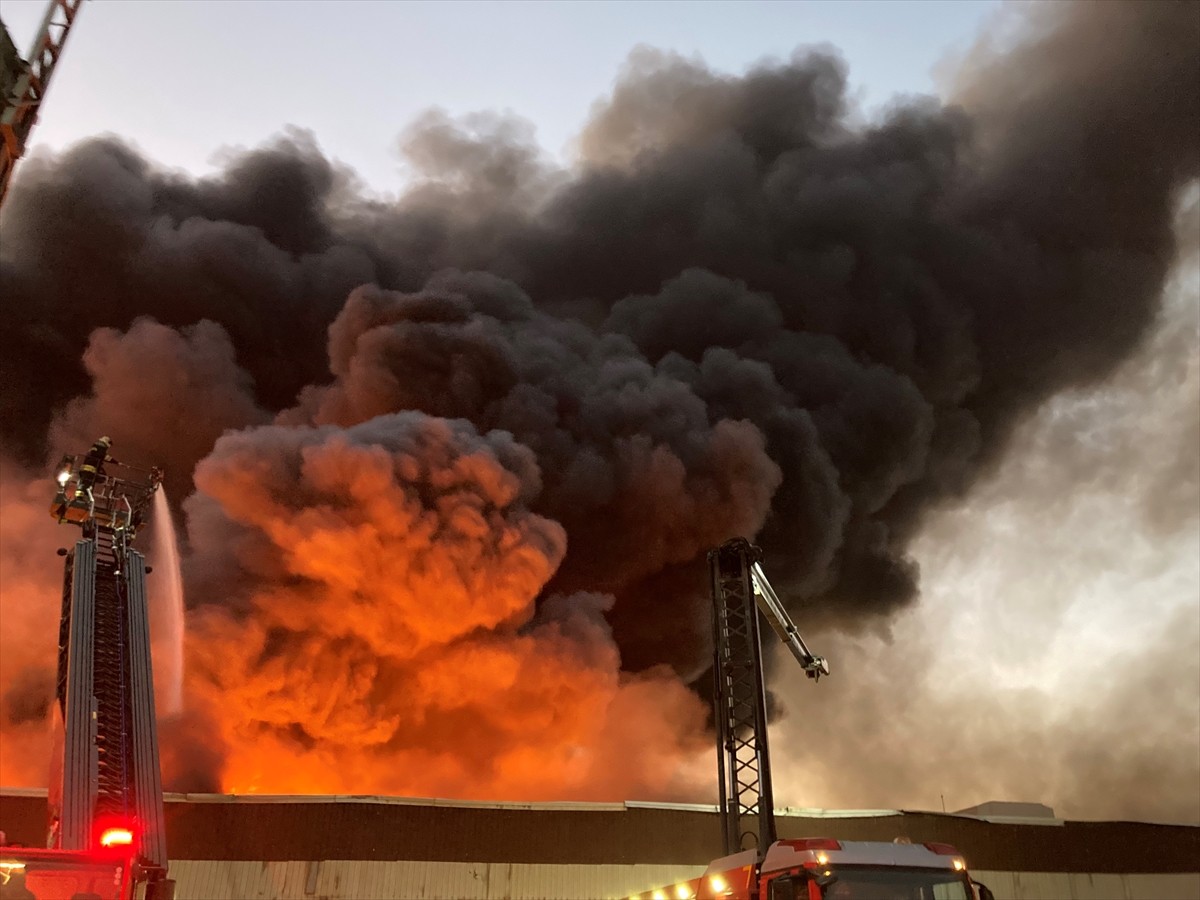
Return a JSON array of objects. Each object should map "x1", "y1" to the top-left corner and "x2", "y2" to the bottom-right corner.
[{"x1": 50, "y1": 436, "x2": 120, "y2": 524}]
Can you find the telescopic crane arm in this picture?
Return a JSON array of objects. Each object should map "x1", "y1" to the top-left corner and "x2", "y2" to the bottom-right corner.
[{"x1": 748, "y1": 560, "x2": 829, "y2": 680}]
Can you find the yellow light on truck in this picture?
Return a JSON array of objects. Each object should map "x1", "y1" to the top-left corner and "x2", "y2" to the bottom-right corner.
[
  {"x1": 816, "y1": 852, "x2": 829, "y2": 865},
  {"x1": 57, "y1": 470, "x2": 70, "y2": 485},
  {"x1": 675, "y1": 886, "x2": 693, "y2": 900},
  {"x1": 952, "y1": 858, "x2": 965, "y2": 871},
  {"x1": 652, "y1": 892, "x2": 667, "y2": 900},
  {"x1": 709, "y1": 874, "x2": 728, "y2": 893}
]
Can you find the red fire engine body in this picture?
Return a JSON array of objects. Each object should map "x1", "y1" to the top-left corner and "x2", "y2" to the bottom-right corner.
[{"x1": 0, "y1": 841, "x2": 143, "y2": 900}]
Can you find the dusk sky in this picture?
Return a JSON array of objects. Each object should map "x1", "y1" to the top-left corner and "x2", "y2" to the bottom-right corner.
[
  {"x1": 0, "y1": 0, "x2": 1196, "y2": 823},
  {"x1": 3, "y1": 0, "x2": 998, "y2": 191}
]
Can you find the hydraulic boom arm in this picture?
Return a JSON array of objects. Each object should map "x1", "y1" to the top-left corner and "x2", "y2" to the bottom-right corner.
[{"x1": 748, "y1": 561, "x2": 829, "y2": 680}]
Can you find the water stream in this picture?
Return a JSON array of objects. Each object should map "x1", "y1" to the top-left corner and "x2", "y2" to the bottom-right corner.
[{"x1": 151, "y1": 488, "x2": 186, "y2": 716}]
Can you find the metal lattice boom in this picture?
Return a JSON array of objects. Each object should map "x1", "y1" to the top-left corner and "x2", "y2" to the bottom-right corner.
[{"x1": 710, "y1": 538, "x2": 777, "y2": 855}]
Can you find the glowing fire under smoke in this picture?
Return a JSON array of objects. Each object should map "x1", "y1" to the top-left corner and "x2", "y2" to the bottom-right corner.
[{"x1": 183, "y1": 417, "x2": 712, "y2": 798}]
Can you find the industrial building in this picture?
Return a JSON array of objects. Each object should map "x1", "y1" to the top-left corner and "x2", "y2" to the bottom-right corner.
[{"x1": 2, "y1": 788, "x2": 1198, "y2": 899}]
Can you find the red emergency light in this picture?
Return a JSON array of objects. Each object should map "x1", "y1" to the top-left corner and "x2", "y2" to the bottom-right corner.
[
  {"x1": 99, "y1": 827, "x2": 134, "y2": 848},
  {"x1": 91, "y1": 816, "x2": 139, "y2": 854}
]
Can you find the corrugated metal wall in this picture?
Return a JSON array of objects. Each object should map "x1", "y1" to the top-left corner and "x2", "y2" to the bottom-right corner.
[
  {"x1": 167, "y1": 861, "x2": 1200, "y2": 900},
  {"x1": 167, "y1": 860, "x2": 707, "y2": 900}
]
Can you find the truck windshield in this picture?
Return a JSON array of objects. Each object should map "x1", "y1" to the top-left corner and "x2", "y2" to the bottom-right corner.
[
  {"x1": 0, "y1": 853, "x2": 124, "y2": 900},
  {"x1": 820, "y1": 866, "x2": 971, "y2": 900}
]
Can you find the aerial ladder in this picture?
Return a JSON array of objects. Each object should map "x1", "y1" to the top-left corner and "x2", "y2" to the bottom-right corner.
[
  {"x1": 633, "y1": 539, "x2": 996, "y2": 900},
  {"x1": 0, "y1": 0, "x2": 83, "y2": 210},
  {"x1": 0, "y1": 438, "x2": 174, "y2": 900}
]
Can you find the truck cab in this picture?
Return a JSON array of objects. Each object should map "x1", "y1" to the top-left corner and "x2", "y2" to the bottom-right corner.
[
  {"x1": 756, "y1": 839, "x2": 987, "y2": 900},
  {"x1": 645, "y1": 839, "x2": 994, "y2": 900}
]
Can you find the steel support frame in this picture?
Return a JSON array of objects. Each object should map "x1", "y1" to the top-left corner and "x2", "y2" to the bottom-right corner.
[{"x1": 710, "y1": 538, "x2": 777, "y2": 856}]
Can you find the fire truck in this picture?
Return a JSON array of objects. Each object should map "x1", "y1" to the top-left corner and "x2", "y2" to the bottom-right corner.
[
  {"x1": 629, "y1": 540, "x2": 996, "y2": 900},
  {"x1": 0, "y1": 439, "x2": 173, "y2": 900},
  {"x1": 634, "y1": 837, "x2": 994, "y2": 900}
]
